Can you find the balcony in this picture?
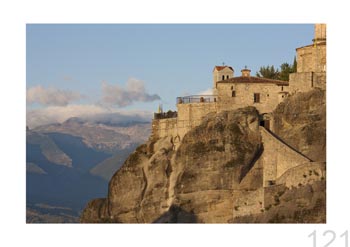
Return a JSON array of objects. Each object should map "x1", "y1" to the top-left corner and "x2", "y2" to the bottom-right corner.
[{"x1": 176, "y1": 95, "x2": 217, "y2": 104}]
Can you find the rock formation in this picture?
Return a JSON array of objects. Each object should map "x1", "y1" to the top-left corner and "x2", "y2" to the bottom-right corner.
[
  {"x1": 80, "y1": 94, "x2": 326, "y2": 223},
  {"x1": 273, "y1": 88, "x2": 326, "y2": 162}
]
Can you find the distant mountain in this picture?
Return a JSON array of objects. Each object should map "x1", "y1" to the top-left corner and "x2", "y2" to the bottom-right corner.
[
  {"x1": 27, "y1": 203, "x2": 79, "y2": 223},
  {"x1": 26, "y1": 130, "x2": 72, "y2": 167},
  {"x1": 34, "y1": 117, "x2": 151, "y2": 153},
  {"x1": 26, "y1": 119, "x2": 151, "y2": 222},
  {"x1": 46, "y1": 132, "x2": 111, "y2": 172},
  {"x1": 26, "y1": 138, "x2": 108, "y2": 222},
  {"x1": 90, "y1": 145, "x2": 138, "y2": 181},
  {"x1": 26, "y1": 162, "x2": 47, "y2": 175}
]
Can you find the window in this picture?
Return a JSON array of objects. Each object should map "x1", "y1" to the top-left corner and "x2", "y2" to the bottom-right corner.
[
  {"x1": 232, "y1": 91, "x2": 236, "y2": 97},
  {"x1": 222, "y1": 75, "x2": 225, "y2": 80},
  {"x1": 227, "y1": 75, "x2": 229, "y2": 79},
  {"x1": 281, "y1": 86, "x2": 284, "y2": 91},
  {"x1": 231, "y1": 86, "x2": 233, "y2": 90},
  {"x1": 254, "y1": 93, "x2": 260, "y2": 103}
]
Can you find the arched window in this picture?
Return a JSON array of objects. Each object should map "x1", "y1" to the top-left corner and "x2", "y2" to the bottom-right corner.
[
  {"x1": 222, "y1": 75, "x2": 225, "y2": 80},
  {"x1": 227, "y1": 75, "x2": 229, "y2": 79}
]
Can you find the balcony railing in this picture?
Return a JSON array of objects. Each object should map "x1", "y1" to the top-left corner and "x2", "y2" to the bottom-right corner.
[{"x1": 176, "y1": 95, "x2": 217, "y2": 104}]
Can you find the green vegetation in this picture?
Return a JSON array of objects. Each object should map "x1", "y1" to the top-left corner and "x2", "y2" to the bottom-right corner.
[{"x1": 256, "y1": 57, "x2": 297, "y2": 81}]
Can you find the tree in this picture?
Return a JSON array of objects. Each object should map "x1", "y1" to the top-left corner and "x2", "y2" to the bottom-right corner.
[
  {"x1": 279, "y1": 63, "x2": 292, "y2": 81},
  {"x1": 292, "y1": 56, "x2": 297, "y2": 72},
  {"x1": 256, "y1": 65, "x2": 280, "y2": 80},
  {"x1": 256, "y1": 59, "x2": 297, "y2": 81}
]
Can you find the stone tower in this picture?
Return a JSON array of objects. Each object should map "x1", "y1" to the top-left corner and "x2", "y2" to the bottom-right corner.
[
  {"x1": 213, "y1": 66, "x2": 234, "y2": 95},
  {"x1": 289, "y1": 23, "x2": 327, "y2": 93},
  {"x1": 314, "y1": 24, "x2": 326, "y2": 44},
  {"x1": 296, "y1": 24, "x2": 326, "y2": 73}
]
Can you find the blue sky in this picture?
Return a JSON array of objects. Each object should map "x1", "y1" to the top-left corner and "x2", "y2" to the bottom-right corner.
[{"x1": 26, "y1": 24, "x2": 314, "y2": 127}]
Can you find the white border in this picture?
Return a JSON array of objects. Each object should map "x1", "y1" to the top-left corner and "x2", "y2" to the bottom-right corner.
[{"x1": 1, "y1": 1, "x2": 349, "y2": 247}]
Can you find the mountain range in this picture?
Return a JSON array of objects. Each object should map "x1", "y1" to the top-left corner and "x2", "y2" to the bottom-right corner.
[{"x1": 26, "y1": 118, "x2": 151, "y2": 223}]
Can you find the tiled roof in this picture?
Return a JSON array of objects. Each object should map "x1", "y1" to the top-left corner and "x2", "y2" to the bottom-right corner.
[
  {"x1": 213, "y1": 66, "x2": 234, "y2": 72},
  {"x1": 217, "y1": 76, "x2": 289, "y2": 86}
]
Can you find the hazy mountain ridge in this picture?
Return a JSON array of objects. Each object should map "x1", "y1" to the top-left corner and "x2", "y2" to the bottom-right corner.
[
  {"x1": 26, "y1": 203, "x2": 79, "y2": 223},
  {"x1": 34, "y1": 117, "x2": 151, "y2": 153},
  {"x1": 26, "y1": 130, "x2": 72, "y2": 167},
  {"x1": 90, "y1": 145, "x2": 139, "y2": 181}
]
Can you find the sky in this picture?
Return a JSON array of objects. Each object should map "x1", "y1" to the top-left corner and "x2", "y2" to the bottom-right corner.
[{"x1": 26, "y1": 24, "x2": 314, "y2": 127}]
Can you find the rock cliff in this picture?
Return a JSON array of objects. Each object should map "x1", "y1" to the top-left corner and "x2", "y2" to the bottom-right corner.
[
  {"x1": 81, "y1": 96, "x2": 326, "y2": 223},
  {"x1": 273, "y1": 88, "x2": 326, "y2": 162},
  {"x1": 81, "y1": 107, "x2": 262, "y2": 222}
]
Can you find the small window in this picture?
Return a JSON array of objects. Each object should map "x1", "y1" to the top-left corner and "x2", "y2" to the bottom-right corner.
[
  {"x1": 222, "y1": 75, "x2": 225, "y2": 80},
  {"x1": 227, "y1": 75, "x2": 229, "y2": 79},
  {"x1": 232, "y1": 91, "x2": 236, "y2": 97},
  {"x1": 231, "y1": 86, "x2": 233, "y2": 90},
  {"x1": 281, "y1": 86, "x2": 284, "y2": 91},
  {"x1": 254, "y1": 93, "x2": 260, "y2": 103}
]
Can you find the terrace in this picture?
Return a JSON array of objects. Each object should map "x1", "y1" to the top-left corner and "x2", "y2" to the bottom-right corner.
[{"x1": 176, "y1": 95, "x2": 217, "y2": 104}]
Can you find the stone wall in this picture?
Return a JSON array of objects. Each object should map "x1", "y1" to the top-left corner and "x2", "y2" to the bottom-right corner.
[
  {"x1": 151, "y1": 102, "x2": 218, "y2": 143},
  {"x1": 296, "y1": 44, "x2": 326, "y2": 73},
  {"x1": 289, "y1": 72, "x2": 326, "y2": 94},
  {"x1": 259, "y1": 127, "x2": 311, "y2": 186},
  {"x1": 217, "y1": 82, "x2": 287, "y2": 114},
  {"x1": 314, "y1": 24, "x2": 326, "y2": 42}
]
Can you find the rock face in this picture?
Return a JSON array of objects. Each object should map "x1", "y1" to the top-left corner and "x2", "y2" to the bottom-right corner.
[
  {"x1": 273, "y1": 88, "x2": 326, "y2": 162},
  {"x1": 232, "y1": 180, "x2": 326, "y2": 223},
  {"x1": 81, "y1": 101, "x2": 326, "y2": 223},
  {"x1": 81, "y1": 107, "x2": 262, "y2": 223}
]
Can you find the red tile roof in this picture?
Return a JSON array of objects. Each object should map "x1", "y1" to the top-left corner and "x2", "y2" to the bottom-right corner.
[
  {"x1": 217, "y1": 76, "x2": 289, "y2": 86},
  {"x1": 213, "y1": 66, "x2": 234, "y2": 72}
]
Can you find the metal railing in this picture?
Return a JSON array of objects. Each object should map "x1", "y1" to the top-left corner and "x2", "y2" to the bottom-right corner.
[{"x1": 176, "y1": 95, "x2": 217, "y2": 104}]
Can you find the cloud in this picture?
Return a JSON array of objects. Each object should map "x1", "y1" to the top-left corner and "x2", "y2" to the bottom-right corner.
[
  {"x1": 101, "y1": 78, "x2": 161, "y2": 107},
  {"x1": 27, "y1": 85, "x2": 81, "y2": 106},
  {"x1": 26, "y1": 104, "x2": 153, "y2": 128},
  {"x1": 197, "y1": 88, "x2": 213, "y2": 95}
]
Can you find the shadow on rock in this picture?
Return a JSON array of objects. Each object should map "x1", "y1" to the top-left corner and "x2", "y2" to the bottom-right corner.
[{"x1": 153, "y1": 205, "x2": 198, "y2": 223}]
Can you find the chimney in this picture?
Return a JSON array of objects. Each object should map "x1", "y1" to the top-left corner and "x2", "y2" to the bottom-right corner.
[{"x1": 241, "y1": 67, "x2": 251, "y2": 77}]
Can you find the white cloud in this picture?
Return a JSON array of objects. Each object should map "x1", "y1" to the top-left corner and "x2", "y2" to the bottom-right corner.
[
  {"x1": 26, "y1": 104, "x2": 153, "y2": 128},
  {"x1": 197, "y1": 88, "x2": 213, "y2": 95},
  {"x1": 26, "y1": 78, "x2": 160, "y2": 128},
  {"x1": 101, "y1": 78, "x2": 161, "y2": 107},
  {"x1": 27, "y1": 85, "x2": 81, "y2": 106}
]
